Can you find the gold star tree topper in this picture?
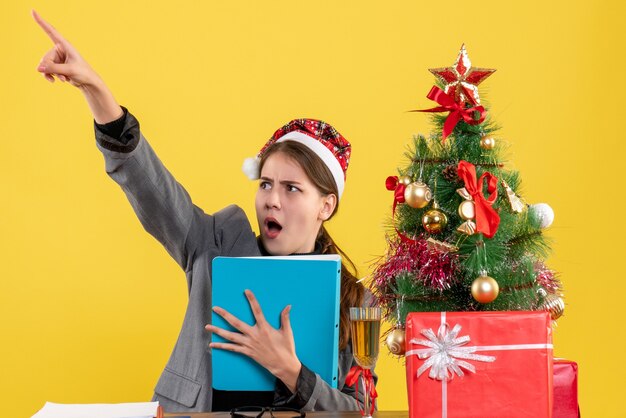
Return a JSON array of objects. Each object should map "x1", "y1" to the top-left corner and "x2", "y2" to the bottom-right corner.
[{"x1": 429, "y1": 44, "x2": 496, "y2": 106}]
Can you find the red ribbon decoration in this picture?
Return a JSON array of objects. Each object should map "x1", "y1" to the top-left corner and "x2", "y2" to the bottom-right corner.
[
  {"x1": 346, "y1": 365, "x2": 377, "y2": 416},
  {"x1": 385, "y1": 176, "x2": 406, "y2": 215},
  {"x1": 457, "y1": 160, "x2": 500, "y2": 238},
  {"x1": 386, "y1": 176, "x2": 422, "y2": 245},
  {"x1": 412, "y1": 86, "x2": 486, "y2": 140}
]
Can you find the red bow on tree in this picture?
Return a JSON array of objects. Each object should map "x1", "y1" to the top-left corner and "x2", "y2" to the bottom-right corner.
[
  {"x1": 457, "y1": 160, "x2": 500, "y2": 238},
  {"x1": 412, "y1": 86, "x2": 486, "y2": 140},
  {"x1": 385, "y1": 176, "x2": 406, "y2": 215},
  {"x1": 346, "y1": 365, "x2": 377, "y2": 416},
  {"x1": 386, "y1": 176, "x2": 423, "y2": 245}
]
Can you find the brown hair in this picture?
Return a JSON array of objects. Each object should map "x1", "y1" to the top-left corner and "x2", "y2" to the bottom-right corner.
[{"x1": 259, "y1": 141, "x2": 364, "y2": 350}]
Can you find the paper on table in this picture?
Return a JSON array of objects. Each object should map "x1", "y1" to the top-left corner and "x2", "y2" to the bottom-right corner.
[{"x1": 31, "y1": 401, "x2": 159, "y2": 418}]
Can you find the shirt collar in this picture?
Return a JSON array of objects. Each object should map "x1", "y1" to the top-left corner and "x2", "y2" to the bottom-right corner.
[{"x1": 257, "y1": 237, "x2": 323, "y2": 256}]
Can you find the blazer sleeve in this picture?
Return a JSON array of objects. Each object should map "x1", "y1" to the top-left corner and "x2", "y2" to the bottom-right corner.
[
  {"x1": 273, "y1": 349, "x2": 379, "y2": 411},
  {"x1": 94, "y1": 109, "x2": 212, "y2": 272}
]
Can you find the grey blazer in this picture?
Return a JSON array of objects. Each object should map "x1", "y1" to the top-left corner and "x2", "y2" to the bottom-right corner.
[{"x1": 94, "y1": 110, "x2": 377, "y2": 413}]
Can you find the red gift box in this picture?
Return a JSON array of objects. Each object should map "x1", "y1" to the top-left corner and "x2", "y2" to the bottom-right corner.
[
  {"x1": 406, "y1": 311, "x2": 553, "y2": 418},
  {"x1": 553, "y1": 359, "x2": 579, "y2": 418}
]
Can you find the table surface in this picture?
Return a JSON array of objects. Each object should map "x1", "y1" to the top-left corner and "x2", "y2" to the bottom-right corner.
[{"x1": 164, "y1": 412, "x2": 408, "y2": 418}]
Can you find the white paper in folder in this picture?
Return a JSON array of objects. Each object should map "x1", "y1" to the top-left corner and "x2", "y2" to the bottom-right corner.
[{"x1": 31, "y1": 401, "x2": 159, "y2": 418}]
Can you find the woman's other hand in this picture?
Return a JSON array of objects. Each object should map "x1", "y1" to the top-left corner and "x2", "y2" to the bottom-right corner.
[
  {"x1": 33, "y1": 10, "x2": 99, "y2": 88},
  {"x1": 32, "y1": 10, "x2": 123, "y2": 124},
  {"x1": 207, "y1": 289, "x2": 302, "y2": 393}
]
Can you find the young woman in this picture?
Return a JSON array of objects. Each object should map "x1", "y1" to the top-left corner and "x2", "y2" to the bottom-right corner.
[{"x1": 33, "y1": 10, "x2": 377, "y2": 413}]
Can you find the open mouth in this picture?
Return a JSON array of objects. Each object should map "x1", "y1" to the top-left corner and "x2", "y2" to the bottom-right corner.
[{"x1": 264, "y1": 218, "x2": 283, "y2": 239}]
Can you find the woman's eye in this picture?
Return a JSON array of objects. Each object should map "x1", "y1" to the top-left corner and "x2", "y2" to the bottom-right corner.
[
  {"x1": 287, "y1": 185, "x2": 300, "y2": 192},
  {"x1": 260, "y1": 181, "x2": 271, "y2": 190}
]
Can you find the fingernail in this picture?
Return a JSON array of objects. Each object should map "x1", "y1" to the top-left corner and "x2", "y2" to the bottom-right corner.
[{"x1": 37, "y1": 65, "x2": 45, "y2": 72}]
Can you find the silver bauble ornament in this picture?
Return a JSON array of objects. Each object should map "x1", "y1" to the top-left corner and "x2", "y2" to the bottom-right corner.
[{"x1": 530, "y1": 203, "x2": 555, "y2": 229}]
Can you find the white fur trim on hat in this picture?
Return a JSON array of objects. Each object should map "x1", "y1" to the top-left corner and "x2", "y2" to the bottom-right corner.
[
  {"x1": 275, "y1": 131, "x2": 345, "y2": 199},
  {"x1": 242, "y1": 156, "x2": 261, "y2": 180}
]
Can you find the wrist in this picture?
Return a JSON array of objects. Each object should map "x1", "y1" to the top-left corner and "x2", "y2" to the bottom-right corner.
[
  {"x1": 80, "y1": 77, "x2": 123, "y2": 124},
  {"x1": 275, "y1": 358, "x2": 302, "y2": 393},
  {"x1": 78, "y1": 72, "x2": 105, "y2": 96}
]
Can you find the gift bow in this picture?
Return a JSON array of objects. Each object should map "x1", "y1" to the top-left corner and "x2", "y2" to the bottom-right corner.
[
  {"x1": 345, "y1": 365, "x2": 377, "y2": 415},
  {"x1": 412, "y1": 86, "x2": 486, "y2": 140},
  {"x1": 457, "y1": 160, "x2": 500, "y2": 238},
  {"x1": 385, "y1": 176, "x2": 406, "y2": 215},
  {"x1": 409, "y1": 323, "x2": 496, "y2": 381}
]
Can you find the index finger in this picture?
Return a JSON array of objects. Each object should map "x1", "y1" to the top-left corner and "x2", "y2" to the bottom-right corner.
[
  {"x1": 213, "y1": 306, "x2": 253, "y2": 334},
  {"x1": 32, "y1": 10, "x2": 66, "y2": 45}
]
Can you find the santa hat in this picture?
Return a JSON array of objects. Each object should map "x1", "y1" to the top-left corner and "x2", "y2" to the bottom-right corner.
[{"x1": 242, "y1": 119, "x2": 351, "y2": 199}]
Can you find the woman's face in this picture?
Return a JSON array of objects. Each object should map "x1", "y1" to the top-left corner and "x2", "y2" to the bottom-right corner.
[{"x1": 255, "y1": 151, "x2": 336, "y2": 255}]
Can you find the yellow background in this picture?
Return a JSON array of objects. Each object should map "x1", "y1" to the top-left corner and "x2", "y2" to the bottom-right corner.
[{"x1": 1, "y1": 1, "x2": 624, "y2": 416}]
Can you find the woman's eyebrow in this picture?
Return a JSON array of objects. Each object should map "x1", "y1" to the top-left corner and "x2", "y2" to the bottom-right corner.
[{"x1": 260, "y1": 176, "x2": 302, "y2": 185}]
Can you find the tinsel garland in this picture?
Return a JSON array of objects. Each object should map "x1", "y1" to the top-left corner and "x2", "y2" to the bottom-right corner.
[
  {"x1": 533, "y1": 261, "x2": 561, "y2": 295},
  {"x1": 372, "y1": 236, "x2": 460, "y2": 308}
]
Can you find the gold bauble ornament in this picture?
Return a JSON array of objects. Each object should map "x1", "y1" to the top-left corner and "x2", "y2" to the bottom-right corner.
[
  {"x1": 471, "y1": 275, "x2": 500, "y2": 304},
  {"x1": 398, "y1": 175, "x2": 413, "y2": 186},
  {"x1": 385, "y1": 327, "x2": 406, "y2": 356},
  {"x1": 543, "y1": 294, "x2": 565, "y2": 320},
  {"x1": 422, "y1": 208, "x2": 448, "y2": 234},
  {"x1": 480, "y1": 135, "x2": 496, "y2": 150},
  {"x1": 404, "y1": 181, "x2": 432, "y2": 209}
]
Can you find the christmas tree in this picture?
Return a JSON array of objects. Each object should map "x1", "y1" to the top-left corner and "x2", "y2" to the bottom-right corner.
[{"x1": 372, "y1": 45, "x2": 564, "y2": 356}]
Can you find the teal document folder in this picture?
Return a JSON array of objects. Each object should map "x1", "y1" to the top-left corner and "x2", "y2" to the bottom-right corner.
[{"x1": 211, "y1": 255, "x2": 341, "y2": 391}]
